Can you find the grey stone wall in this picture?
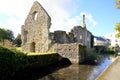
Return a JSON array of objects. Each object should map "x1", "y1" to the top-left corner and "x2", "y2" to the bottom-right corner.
[
  {"x1": 53, "y1": 31, "x2": 69, "y2": 43},
  {"x1": 49, "y1": 31, "x2": 75, "y2": 43},
  {"x1": 49, "y1": 43, "x2": 86, "y2": 63},
  {"x1": 71, "y1": 26, "x2": 84, "y2": 43},
  {"x1": 68, "y1": 32, "x2": 75, "y2": 43},
  {"x1": 71, "y1": 26, "x2": 92, "y2": 49}
]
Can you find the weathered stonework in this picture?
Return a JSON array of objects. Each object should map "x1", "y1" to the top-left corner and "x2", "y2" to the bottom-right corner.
[
  {"x1": 49, "y1": 25, "x2": 93, "y2": 49},
  {"x1": 71, "y1": 26, "x2": 92, "y2": 49},
  {"x1": 53, "y1": 31, "x2": 69, "y2": 43},
  {"x1": 21, "y1": 1, "x2": 51, "y2": 52},
  {"x1": 48, "y1": 43, "x2": 86, "y2": 63}
]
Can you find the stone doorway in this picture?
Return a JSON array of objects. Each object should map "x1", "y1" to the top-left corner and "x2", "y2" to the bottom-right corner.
[{"x1": 30, "y1": 42, "x2": 36, "y2": 52}]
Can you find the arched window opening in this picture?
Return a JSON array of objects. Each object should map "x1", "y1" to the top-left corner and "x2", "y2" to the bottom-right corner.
[
  {"x1": 33, "y1": 11, "x2": 38, "y2": 21},
  {"x1": 80, "y1": 35, "x2": 82, "y2": 39}
]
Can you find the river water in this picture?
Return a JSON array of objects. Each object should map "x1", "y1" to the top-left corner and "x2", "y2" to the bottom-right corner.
[{"x1": 40, "y1": 55, "x2": 115, "y2": 80}]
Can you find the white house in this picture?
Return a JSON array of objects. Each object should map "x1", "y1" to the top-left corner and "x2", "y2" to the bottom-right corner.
[
  {"x1": 104, "y1": 32, "x2": 120, "y2": 48},
  {"x1": 94, "y1": 36, "x2": 110, "y2": 47}
]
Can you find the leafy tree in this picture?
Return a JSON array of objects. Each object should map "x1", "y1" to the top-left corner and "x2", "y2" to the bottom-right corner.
[
  {"x1": 0, "y1": 28, "x2": 6, "y2": 41},
  {"x1": 116, "y1": 0, "x2": 120, "y2": 8},
  {"x1": 14, "y1": 34, "x2": 22, "y2": 47},
  {"x1": 6, "y1": 29, "x2": 14, "y2": 41},
  {"x1": 114, "y1": 22, "x2": 120, "y2": 37},
  {"x1": 115, "y1": 0, "x2": 120, "y2": 37},
  {"x1": 0, "y1": 28, "x2": 14, "y2": 43}
]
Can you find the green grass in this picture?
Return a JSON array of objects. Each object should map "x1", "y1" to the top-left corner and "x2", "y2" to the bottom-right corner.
[
  {"x1": 27, "y1": 52, "x2": 57, "y2": 55},
  {"x1": 15, "y1": 47, "x2": 22, "y2": 51}
]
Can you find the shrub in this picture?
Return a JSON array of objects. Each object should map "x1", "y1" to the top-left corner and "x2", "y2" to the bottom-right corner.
[
  {"x1": 84, "y1": 49, "x2": 99, "y2": 64},
  {"x1": 0, "y1": 46, "x2": 30, "y2": 80},
  {"x1": 0, "y1": 46, "x2": 16, "y2": 79},
  {"x1": 104, "y1": 48, "x2": 115, "y2": 54},
  {"x1": 0, "y1": 46, "x2": 59, "y2": 80}
]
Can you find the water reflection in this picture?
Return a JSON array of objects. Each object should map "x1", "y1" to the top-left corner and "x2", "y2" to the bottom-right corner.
[{"x1": 40, "y1": 56, "x2": 113, "y2": 80}]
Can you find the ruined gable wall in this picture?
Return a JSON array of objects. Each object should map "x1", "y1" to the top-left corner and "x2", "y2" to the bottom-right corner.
[{"x1": 21, "y1": 1, "x2": 51, "y2": 52}]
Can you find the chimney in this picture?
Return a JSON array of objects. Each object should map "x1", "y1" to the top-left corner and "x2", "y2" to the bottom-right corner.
[{"x1": 82, "y1": 14, "x2": 86, "y2": 28}]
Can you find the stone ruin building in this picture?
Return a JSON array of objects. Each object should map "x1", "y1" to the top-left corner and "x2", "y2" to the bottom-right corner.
[
  {"x1": 21, "y1": 1, "x2": 51, "y2": 52},
  {"x1": 21, "y1": 1, "x2": 93, "y2": 63}
]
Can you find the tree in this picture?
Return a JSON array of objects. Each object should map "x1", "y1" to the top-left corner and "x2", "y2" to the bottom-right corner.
[
  {"x1": 116, "y1": 0, "x2": 120, "y2": 8},
  {"x1": 0, "y1": 28, "x2": 14, "y2": 42},
  {"x1": 14, "y1": 34, "x2": 22, "y2": 47},
  {"x1": 115, "y1": 0, "x2": 120, "y2": 37},
  {"x1": 0, "y1": 28, "x2": 6, "y2": 41},
  {"x1": 115, "y1": 22, "x2": 120, "y2": 37},
  {"x1": 6, "y1": 29, "x2": 14, "y2": 41}
]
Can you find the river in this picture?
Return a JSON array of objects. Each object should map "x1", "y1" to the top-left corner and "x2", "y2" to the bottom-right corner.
[{"x1": 40, "y1": 55, "x2": 115, "y2": 80}]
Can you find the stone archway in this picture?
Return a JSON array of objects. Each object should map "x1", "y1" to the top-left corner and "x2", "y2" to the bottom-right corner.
[{"x1": 30, "y1": 42, "x2": 36, "y2": 52}]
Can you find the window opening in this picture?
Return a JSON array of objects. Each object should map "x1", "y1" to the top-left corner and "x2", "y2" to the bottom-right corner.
[
  {"x1": 30, "y1": 42, "x2": 35, "y2": 52},
  {"x1": 33, "y1": 11, "x2": 38, "y2": 21},
  {"x1": 23, "y1": 31, "x2": 28, "y2": 44}
]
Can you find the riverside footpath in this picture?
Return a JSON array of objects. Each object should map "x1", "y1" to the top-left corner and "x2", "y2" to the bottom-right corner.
[{"x1": 96, "y1": 56, "x2": 120, "y2": 80}]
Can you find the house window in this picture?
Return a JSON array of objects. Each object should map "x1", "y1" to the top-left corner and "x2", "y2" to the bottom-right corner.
[
  {"x1": 80, "y1": 35, "x2": 82, "y2": 39},
  {"x1": 87, "y1": 37, "x2": 90, "y2": 41},
  {"x1": 33, "y1": 11, "x2": 38, "y2": 21}
]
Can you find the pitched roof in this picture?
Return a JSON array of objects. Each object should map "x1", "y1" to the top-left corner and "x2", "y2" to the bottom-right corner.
[{"x1": 94, "y1": 36, "x2": 107, "y2": 41}]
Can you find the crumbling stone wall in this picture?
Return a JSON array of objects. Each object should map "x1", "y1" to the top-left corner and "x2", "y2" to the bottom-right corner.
[
  {"x1": 67, "y1": 32, "x2": 75, "y2": 43},
  {"x1": 71, "y1": 26, "x2": 84, "y2": 43},
  {"x1": 49, "y1": 31, "x2": 75, "y2": 43},
  {"x1": 0, "y1": 39, "x2": 12, "y2": 47},
  {"x1": 48, "y1": 43, "x2": 86, "y2": 63},
  {"x1": 71, "y1": 26, "x2": 92, "y2": 49},
  {"x1": 53, "y1": 31, "x2": 69, "y2": 43},
  {"x1": 49, "y1": 26, "x2": 93, "y2": 49},
  {"x1": 21, "y1": 1, "x2": 51, "y2": 52}
]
